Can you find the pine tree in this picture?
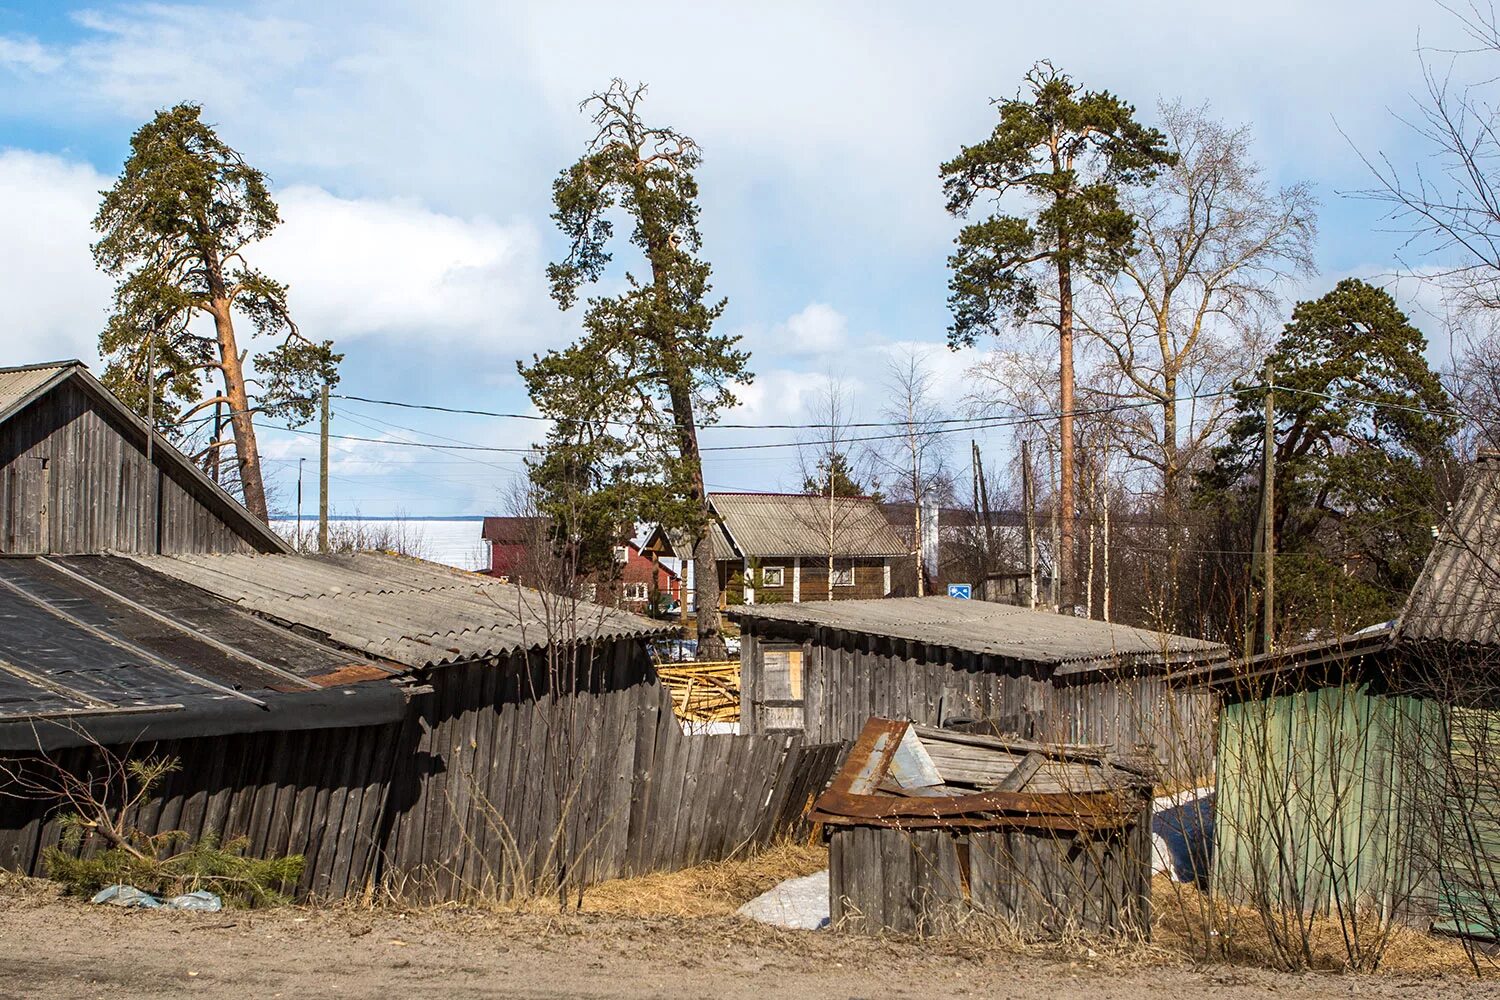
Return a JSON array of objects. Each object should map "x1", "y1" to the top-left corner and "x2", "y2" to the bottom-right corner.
[
  {"x1": 521, "y1": 81, "x2": 749, "y2": 657},
  {"x1": 93, "y1": 103, "x2": 338, "y2": 521}
]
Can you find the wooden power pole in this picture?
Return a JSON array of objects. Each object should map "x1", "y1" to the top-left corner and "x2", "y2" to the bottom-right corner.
[
  {"x1": 1262, "y1": 362, "x2": 1275, "y2": 655},
  {"x1": 318, "y1": 383, "x2": 330, "y2": 553}
]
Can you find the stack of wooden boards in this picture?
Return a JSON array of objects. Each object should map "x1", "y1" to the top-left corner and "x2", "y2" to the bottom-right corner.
[{"x1": 655, "y1": 660, "x2": 741, "y2": 724}]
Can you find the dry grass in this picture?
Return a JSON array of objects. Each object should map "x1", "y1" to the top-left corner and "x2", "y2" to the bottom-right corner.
[
  {"x1": 575, "y1": 840, "x2": 827, "y2": 918},
  {"x1": 1151, "y1": 877, "x2": 1480, "y2": 976}
]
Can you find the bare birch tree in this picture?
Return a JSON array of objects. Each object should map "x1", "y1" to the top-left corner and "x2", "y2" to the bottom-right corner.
[
  {"x1": 875, "y1": 348, "x2": 953, "y2": 596},
  {"x1": 1077, "y1": 102, "x2": 1316, "y2": 520}
]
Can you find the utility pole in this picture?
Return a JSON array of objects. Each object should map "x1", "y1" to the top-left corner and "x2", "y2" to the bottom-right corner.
[
  {"x1": 1262, "y1": 361, "x2": 1276, "y2": 655},
  {"x1": 1021, "y1": 440, "x2": 1037, "y2": 609},
  {"x1": 296, "y1": 457, "x2": 305, "y2": 551},
  {"x1": 318, "y1": 384, "x2": 330, "y2": 553},
  {"x1": 973, "y1": 443, "x2": 996, "y2": 562},
  {"x1": 146, "y1": 319, "x2": 159, "y2": 554},
  {"x1": 211, "y1": 400, "x2": 222, "y2": 486}
]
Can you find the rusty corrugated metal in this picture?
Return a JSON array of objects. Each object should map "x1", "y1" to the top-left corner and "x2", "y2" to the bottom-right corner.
[{"x1": 808, "y1": 718, "x2": 1151, "y2": 832}]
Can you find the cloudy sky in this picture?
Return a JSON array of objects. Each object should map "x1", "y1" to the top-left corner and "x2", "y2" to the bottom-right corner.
[{"x1": 0, "y1": 1, "x2": 1472, "y2": 516}]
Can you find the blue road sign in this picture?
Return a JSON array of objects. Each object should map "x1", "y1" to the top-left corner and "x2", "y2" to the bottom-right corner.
[{"x1": 947, "y1": 583, "x2": 972, "y2": 600}]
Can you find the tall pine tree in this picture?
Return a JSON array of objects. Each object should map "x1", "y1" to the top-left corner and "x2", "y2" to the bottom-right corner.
[
  {"x1": 941, "y1": 62, "x2": 1171, "y2": 610},
  {"x1": 521, "y1": 81, "x2": 749, "y2": 656},
  {"x1": 93, "y1": 103, "x2": 338, "y2": 521}
]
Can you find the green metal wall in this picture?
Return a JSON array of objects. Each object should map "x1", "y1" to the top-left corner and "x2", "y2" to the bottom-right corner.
[{"x1": 1213, "y1": 684, "x2": 1440, "y2": 923}]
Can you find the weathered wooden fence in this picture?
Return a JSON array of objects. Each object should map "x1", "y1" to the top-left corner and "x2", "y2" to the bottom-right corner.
[
  {"x1": 381, "y1": 656, "x2": 842, "y2": 900},
  {"x1": 1, "y1": 655, "x2": 844, "y2": 903}
]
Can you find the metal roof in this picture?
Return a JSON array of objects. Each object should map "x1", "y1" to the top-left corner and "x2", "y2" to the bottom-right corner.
[
  {"x1": 132, "y1": 551, "x2": 675, "y2": 668},
  {"x1": 0, "y1": 554, "x2": 406, "y2": 749},
  {"x1": 709, "y1": 493, "x2": 908, "y2": 559},
  {"x1": 1398, "y1": 453, "x2": 1500, "y2": 646},
  {"x1": 729, "y1": 595, "x2": 1226, "y2": 668},
  {"x1": 0, "y1": 359, "x2": 289, "y2": 554}
]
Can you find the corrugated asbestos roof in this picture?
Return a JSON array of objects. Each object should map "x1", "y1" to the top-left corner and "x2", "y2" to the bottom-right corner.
[
  {"x1": 132, "y1": 550, "x2": 675, "y2": 668},
  {"x1": 729, "y1": 596, "x2": 1226, "y2": 668},
  {"x1": 0, "y1": 554, "x2": 407, "y2": 748},
  {"x1": 710, "y1": 493, "x2": 908, "y2": 559},
  {"x1": 1398, "y1": 453, "x2": 1500, "y2": 646},
  {"x1": 0, "y1": 361, "x2": 72, "y2": 421}
]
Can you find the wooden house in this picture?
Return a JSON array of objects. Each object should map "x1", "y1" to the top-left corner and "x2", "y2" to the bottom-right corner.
[
  {"x1": 643, "y1": 492, "x2": 907, "y2": 608},
  {"x1": 811, "y1": 717, "x2": 1154, "y2": 936},
  {"x1": 1202, "y1": 453, "x2": 1500, "y2": 938},
  {"x1": 0, "y1": 360, "x2": 288, "y2": 555},
  {"x1": 728, "y1": 596, "x2": 1227, "y2": 780},
  {"x1": 481, "y1": 516, "x2": 681, "y2": 613}
]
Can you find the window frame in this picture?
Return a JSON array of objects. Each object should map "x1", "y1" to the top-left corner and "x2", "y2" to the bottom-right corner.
[
  {"x1": 761, "y1": 565, "x2": 785, "y2": 588},
  {"x1": 831, "y1": 559, "x2": 855, "y2": 588}
]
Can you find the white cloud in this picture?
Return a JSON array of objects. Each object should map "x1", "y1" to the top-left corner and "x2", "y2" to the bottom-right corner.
[
  {"x1": 0, "y1": 151, "x2": 113, "y2": 365},
  {"x1": 777, "y1": 303, "x2": 849, "y2": 356},
  {"x1": 0, "y1": 151, "x2": 562, "y2": 372},
  {"x1": 0, "y1": 36, "x2": 63, "y2": 74},
  {"x1": 257, "y1": 186, "x2": 552, "y2": 352}
]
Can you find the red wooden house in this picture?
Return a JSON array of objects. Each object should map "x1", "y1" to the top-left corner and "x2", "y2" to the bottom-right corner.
[{"x1": 480, "y1": 516, "x2": 680, "y2": 613}]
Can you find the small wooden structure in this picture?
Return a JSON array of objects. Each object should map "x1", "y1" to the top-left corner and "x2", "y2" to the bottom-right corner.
[
  {"x1": 811, "y1": 718, "x2": 1154, "y2": 936},
  {"x1": 0, "y1": 360, "x2": 288, "y2": 555},
  {"x1": 730, "y1": 597, "x2": 1226, "y2": 781},
  {"x1": 1196, "y1": 455, "x2": 1500, "y2": 938}
]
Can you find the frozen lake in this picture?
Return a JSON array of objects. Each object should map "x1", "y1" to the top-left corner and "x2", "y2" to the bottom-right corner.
[{"x1": 269, "y1": 516, "x2": 490, "y2": 571}]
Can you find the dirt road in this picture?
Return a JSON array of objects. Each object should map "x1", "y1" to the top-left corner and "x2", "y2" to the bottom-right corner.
[{"x1": 0, "y1": 894, "x2": 1490, "y2": 1000}]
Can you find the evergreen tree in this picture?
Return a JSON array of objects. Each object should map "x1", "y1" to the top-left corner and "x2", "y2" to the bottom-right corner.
[
  {"x1": 92, "y1": 103, "x2": 338, "y2": 521},
  {"x1": 520, "y1": 81, "x2": 749, "y2": 656},
  {"x1": 941, "y1": 62, "x2": 1171, "y2": 609},
  {"x1": 1200, "y1": 279, "x2": 1457, "y2": 635}
]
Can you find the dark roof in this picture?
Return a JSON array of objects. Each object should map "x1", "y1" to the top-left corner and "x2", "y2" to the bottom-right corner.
[
  {"x1": 1398, "y1": 452, "x2": 1500, "y2": 646},
  {"x1": 729, "y1": 596, "x2": 1226, "y2": 671},
  {"x1": 0, "y1": 360, "x2": 289, "y2": 554},
  {"x1": 132, "y1": 550, "x2": 677, "y2": 667},
  {"x1": 0, "y1": 554, "x2": 407, "y2": 750},
  {"x1": 480, "y1": 516, "x2": 549, "y2": 544}
]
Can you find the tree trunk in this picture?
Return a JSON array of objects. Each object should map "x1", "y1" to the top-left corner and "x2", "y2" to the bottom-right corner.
[
  {"x1": 664, "y1": 377, "x2": 725, "y2": 660},
  {"x1": 1057, "y1": 257, "x2": 1076, "y2": 613},
  {"x1": 1162, "y1": 372, "x2": 1181, "y2": 614},
  {"x1": 209, "y1": 297, "x2": 269, "y2": 522}
]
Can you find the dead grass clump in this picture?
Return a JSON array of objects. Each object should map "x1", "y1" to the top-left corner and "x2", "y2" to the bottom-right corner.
[
  {"x1": 1150, "y1": 878, "x2": 1478, "y2": 976},
  {"x1": 577, "y1": 840, "x2": 828, "y2": 918}
]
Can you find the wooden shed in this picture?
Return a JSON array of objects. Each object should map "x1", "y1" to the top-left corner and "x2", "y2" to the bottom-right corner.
[
  {"x1": 1201, "y1": 453, "x2": 1500, "y2": 939},
  {"x1": 729, "y1": 597, "x2": 1227, "y2": 781},
  {"x1": 0, "y1": 552, "x2": 842, "y2": 901},
  {"x1": 810, "y1": 718, "x2": 1154, "y2": 936},
  {"x1": 0, "y1": 360, "x2": 288, "y2": 555}
]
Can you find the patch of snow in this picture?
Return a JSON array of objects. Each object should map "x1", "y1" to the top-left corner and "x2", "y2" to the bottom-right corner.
[{"x1": 738, "y1": 869, "x2": 829, "y2": 930}]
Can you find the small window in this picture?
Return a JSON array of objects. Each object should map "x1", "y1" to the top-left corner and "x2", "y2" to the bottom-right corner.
[
  {"x1": 761, "y1": 565, "x2": 784, "y2": 587},
  {"x1": 760, "y1": 645, "x2": 805, "y2": 730},
  {"x1": 612, "y1": 545, "x2": 630, "y2": 563},
  {"x1": 831, "y1": 560, "x2": 855, "y2": 587},
  {"x1": 624, "y1": 582, "x2": 648, "y2": 601}
]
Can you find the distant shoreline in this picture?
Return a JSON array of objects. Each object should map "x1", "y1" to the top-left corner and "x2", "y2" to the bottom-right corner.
[{"x1": 267, "y1": 515, "x2": 486, "y2": 522}]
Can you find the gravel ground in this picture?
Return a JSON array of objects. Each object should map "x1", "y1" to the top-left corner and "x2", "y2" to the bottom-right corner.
[{"x1": 0, "y1": 890, "x2": 1493, "y2": 1000}]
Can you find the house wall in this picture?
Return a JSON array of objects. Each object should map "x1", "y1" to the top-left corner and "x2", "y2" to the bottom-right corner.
[
  {"x1": 739, "y1": 621, "x2": 1217, "y2": 782},
  {"x1": 721, "y1": 556, "x2": 891, "y2": 606},
  {"x1": 0, "y1": 381, "x2": 267, "y2": 555}
]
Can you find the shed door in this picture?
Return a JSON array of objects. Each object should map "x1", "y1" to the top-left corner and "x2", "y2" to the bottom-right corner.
[
  {"x1": 760, "y1": 645, "x2": 805, "y2": 731},
  {"x1": 1436, "y1": 707, "x2": 1500, "y2": 939}
]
